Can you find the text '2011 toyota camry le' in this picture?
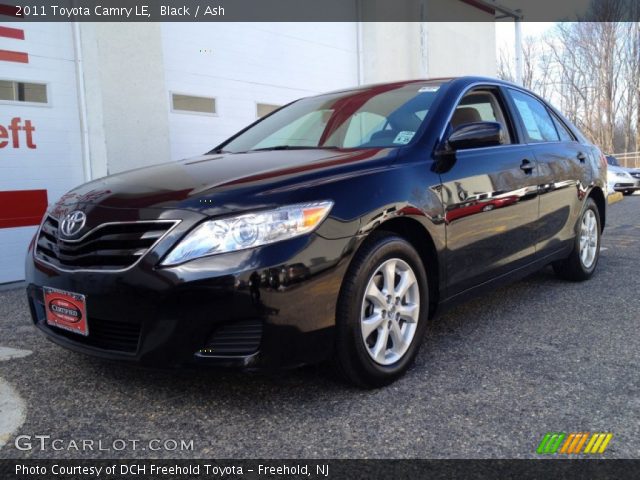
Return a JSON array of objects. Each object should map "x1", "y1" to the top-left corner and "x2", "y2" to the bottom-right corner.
[{"x1": 26, "y1": 77, "x2": 607, "y2": 387}]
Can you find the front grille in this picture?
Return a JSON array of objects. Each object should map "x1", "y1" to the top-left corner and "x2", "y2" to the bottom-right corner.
[
  {"x1": 35, "y1": 216, "x2": 176, "y2": 270},
  {"x1": 198, "y1": 319, "x2": 263, "y2": 357},
  {"x1": 48, "y1": 316, "x2": 142, "y2": 353}
]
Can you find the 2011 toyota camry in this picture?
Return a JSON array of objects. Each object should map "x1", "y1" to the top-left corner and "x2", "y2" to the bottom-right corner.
[{"x1": 26, "y1": 77, "x2": 607, "y2": 387}]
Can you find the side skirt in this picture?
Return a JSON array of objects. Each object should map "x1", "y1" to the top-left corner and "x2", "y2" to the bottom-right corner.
[{"x1": 436, "y1": 246, "x2": 572, "y2": 315}]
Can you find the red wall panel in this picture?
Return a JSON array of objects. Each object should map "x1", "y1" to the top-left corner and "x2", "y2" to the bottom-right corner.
[{"x1": 0, "y1": 189, "x2": 48, "y2": 229}]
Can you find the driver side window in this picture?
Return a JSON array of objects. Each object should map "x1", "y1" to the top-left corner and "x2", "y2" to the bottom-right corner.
[{"x1": 451, "y1": 89, "x2": 512, "y2": 145}]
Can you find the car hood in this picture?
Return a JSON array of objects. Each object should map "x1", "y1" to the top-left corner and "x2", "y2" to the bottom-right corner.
[
  {"x1": 608, "y1": 165, "x2": 629, "y2": 174},
  {"x1": 52, "y1": 148, "x2": 395, "y2": 215},
  {"x1": 610, "y1": 165, "x2": 637, "y2": 174}
]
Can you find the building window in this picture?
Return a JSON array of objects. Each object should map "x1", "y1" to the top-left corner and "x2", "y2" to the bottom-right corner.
[
  {"x1": 171, "y1": 93, "x2": 216, "y2": 115},
  {"x1": 257, "y1": 103, "x2": 280, "y2": 118},
  {"x1": 0, "y1": 80, "x2": 48, "y2": 103}
]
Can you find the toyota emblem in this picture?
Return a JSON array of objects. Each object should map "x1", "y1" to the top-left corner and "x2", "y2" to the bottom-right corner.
[{"x1": 60, "y1": 211, "x2": 87, "y2": 238}]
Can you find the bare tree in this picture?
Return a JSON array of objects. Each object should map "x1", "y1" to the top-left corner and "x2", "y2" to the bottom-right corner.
[
  {"x1": 497, "y1": 45, "x2": 514, "y2": 83},
  {"x1": 498, "y1": 1, "x2": 639, "y2": 158}
]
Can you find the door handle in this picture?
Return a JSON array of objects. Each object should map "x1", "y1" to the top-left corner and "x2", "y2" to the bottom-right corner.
[
  {"x1": 520, "y1": 159, "x2": 534, "y2": 173},
  {"x1": 577, "y1": 152, "x2": 586, "y2": 162}
]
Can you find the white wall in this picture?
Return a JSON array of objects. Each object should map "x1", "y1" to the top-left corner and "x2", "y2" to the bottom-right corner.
[
  {"x1": 360, "y1": 23, "x2": 426, "y2": 84},
  {"x1": 426, "y1": 22, "x2": 497, "y2": 77},
  {"x1": 360, "y1": 16, "x2": 496, "y2": 85},
  {"x1": 79, "y1": 23, "x2": 172, "y2": 176},
  {"x1": 0, "y1": 22, "x2": 84, "y2": 283},
  {"x1": 161, "y1": 23, "x2": 359, "y2": 160}
]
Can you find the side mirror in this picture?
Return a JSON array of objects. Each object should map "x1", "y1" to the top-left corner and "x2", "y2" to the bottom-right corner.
[{"x1": 444, "y1": 121, "x2": 505, "y2": 152}]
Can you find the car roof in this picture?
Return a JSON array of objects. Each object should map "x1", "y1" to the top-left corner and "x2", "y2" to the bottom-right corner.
[{"x1": 319, "y1": 76, "x2": 522, "y2": 97}]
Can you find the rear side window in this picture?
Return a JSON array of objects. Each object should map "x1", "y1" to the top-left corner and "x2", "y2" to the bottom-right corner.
[
  {"x1": 508, "y1": 89, "x2": 559, "y2": 143},
  {"x1": 550, "y1": 113, "x2": 575, "y2": 142}
]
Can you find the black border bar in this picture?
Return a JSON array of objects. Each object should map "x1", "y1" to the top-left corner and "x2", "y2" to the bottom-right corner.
[
  {"x1": 2, "y1": 459, "x2": 640, "y2": 480},
  {"x1": 1, "y1": 0, "x2": 639, "y2": 22}
]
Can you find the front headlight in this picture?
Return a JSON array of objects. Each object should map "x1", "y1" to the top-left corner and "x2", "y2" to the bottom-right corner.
[{"x1": 161, "y1": 201, "x2": 333, "y2": 266}]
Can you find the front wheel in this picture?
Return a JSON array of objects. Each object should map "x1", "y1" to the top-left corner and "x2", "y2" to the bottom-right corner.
[
  {"x1": 552, "y1": 198, "x2": 601, "y2": 281},
  {"x1": 334, "y1": 232, "x2": 429, "y2": 388}
]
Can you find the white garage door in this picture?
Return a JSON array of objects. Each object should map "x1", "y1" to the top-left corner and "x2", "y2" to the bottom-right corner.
[
  {"x1": 0, "y1": 22, "x2": 83, "y2": 283},
  {"x1": 161, "y1": 23, "x2": 359, "y2": 160}
]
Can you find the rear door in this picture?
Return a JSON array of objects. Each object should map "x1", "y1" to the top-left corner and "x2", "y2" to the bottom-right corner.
[
  {"x1": 505, "y1": 88, "x2": 591, "y2": 257},
  {"x1": 439, "y1": 86, "x2": 540, "y2": 296}
]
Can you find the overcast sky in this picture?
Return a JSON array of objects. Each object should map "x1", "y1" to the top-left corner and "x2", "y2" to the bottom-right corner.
[{"x1": 495, "y1": 21, "x2": 555, "y2": 54}]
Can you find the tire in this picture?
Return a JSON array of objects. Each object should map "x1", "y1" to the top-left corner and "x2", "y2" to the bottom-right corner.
[
  {"x1": 623, "y1": 191, "x2": 632, "y2": 196},
  {"x1": 552, "y1": 197, "x2": 601, "y2": 281},
  {"x1": 334, "y1": 232, "x2": 429, "y2": 388}
]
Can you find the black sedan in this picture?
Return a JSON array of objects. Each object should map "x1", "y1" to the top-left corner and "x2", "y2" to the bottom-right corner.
[{"x1": 26, "y1": 77, "x2": 607, "y2": 387}]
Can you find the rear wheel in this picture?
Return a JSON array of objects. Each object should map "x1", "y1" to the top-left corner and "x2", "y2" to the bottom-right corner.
[
  {"x1": 552, "y1": 198, "x2": 601, "y2": 281},
  {"x1": 334, "y1": 232, "x2": 429, "y2": 388}
]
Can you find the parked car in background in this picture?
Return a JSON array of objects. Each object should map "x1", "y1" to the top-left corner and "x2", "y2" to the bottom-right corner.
[
  {"x1": 26, "y1": 77, "x2": 607, "y2": 387},
  {"x1": 607, "y1": 155, "x2": 640, "y2": 195}
]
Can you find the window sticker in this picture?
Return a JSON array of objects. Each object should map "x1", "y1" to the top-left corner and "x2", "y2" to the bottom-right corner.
[
  {"x1": 514, "y1": 98, "x2": 543, "y2": 141},
  {"x1": 393, "y1": 131, "x2": 415, "y2": 145},
  {"x1": 419, "y1": 86, "x2": 440, "y2": 93}
]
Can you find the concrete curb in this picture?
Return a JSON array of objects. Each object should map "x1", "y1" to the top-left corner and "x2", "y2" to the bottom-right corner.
[
  {"x1": 0, "y1": 347, "x2": 32, "y2": 450},
  {"x1": 0, "y1": 378, "x2": 26, "y2": 449},
  {"x1": 608, "y1": 192, "x2": 624, "y2": 205},
  {"x1": 0, "y1": 281, "x2": 25, "y2": 293}
]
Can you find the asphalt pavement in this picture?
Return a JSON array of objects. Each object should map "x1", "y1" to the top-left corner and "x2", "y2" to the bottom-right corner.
[{"x1": 0, "y1": 196, "x2": 638, "y2": 459}]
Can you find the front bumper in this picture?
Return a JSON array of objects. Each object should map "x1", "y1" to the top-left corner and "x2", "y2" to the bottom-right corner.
[
  {"x1": 26, "y1": 220, "x2": 358, "y2": 369},
  {"x1": 612, "y1": 179, "x2": 640, "y2": 192}
]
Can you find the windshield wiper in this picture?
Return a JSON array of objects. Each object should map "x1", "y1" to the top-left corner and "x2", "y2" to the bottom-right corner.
[{"x1": 247, "y1": 145, "x2": 340, "y2": 152}]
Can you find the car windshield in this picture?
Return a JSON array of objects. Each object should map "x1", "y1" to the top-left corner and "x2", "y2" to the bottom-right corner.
[
  {"x1": 216, "y1": 83, "x2": 443, "y2": 153},
  {"x1": 607, "y1": 156, "x2": 620, "y2": 166}
]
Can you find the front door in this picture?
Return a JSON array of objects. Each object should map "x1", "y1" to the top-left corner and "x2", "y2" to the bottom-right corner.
[{"x1": 439, "y1": 87, "x2": 540, "y2": 296}]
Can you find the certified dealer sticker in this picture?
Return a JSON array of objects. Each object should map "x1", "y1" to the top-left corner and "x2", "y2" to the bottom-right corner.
[{"x1": 44, "y1": 287, "x2": 89, "y2": 336}]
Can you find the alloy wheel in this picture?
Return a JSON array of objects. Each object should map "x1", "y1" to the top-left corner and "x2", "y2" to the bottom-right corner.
[
  {"x1": 579, "y1": 209, "x2": 598, "y2": 269},
  {"x1": 360, "y1": 258, "x2": 420, "y2": 365}
]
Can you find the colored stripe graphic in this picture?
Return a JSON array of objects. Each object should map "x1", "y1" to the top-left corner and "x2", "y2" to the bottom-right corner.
[
  {"x1": 559, "y1": 433, "x2": 576, "y2": 454},
  {"x1": 539, "y1": 432, "x2": 613, "y2": 454},
  {"x1": 0, "y1": 190, "x2": 48, "y2": 229},
  {"x1": 584, "y1": 433, "x2": 613, "y2": 454},
  {"x1": 559, "y1": 432, "x2": 589, "y2": 454},
  {"x1": 572, "y1": 432, "x2": 590, "y2": 453},
  {"x1": 537, "y1": 433, "x2": 566, "y2": 454},
  {"x1": 0, "y1": 49, "x2": 28, "y2": 63},
  {"x1": 597, "y1": 434, "x2": 613, "y2": 453},
  {"x1": 0, "y1": 25, "x2": 24, "y2": 39}
]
